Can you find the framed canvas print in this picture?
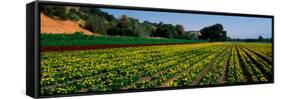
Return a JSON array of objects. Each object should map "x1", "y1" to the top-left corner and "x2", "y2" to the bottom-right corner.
[{"x1": 26, "y1": 0, "x2": 274, "y2": 98}]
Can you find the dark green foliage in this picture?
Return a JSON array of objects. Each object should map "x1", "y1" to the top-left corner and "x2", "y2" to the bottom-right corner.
[
  {"x1": 176, "y1": 24, "x2": 184, "y2": 36},
  {"x1": 66, "y1": 12, "x2": 80, "y2": 21},
  {"x1": 143, "y1": 21, "x2": 158, "y2": 27},
  {"x1": 41, "y1": 5, "x2": 233, "y2": 41},
  {"x1": 151, "y1": 22, "x2": 185, "y2": 39},
  {"x1": 41, "y1": 5, "x2": 67, "y2": 20},
  {"x1": 153, "y1": 24, "x2": 177, "y2": 38},
  {"x1": 258, "y1": 36, "x2": 264, "y2": 41},
  {"x1": 142, "y1": 23, "x2": 156, "y2": 37},
  {"x1": 123, "y1": 28, "x2": 134, "y2": 36},
  {"x1": 263, "y1": 38, "x2": 272, "y2": 42},
  {"x1": 40, "y1": 5, "x2": 184, "y2": 39},
  {"x1": 124, "y1": 17, "x2": 147, "y2": 37},
  {"x1": 114, "y1": 15, "x2": 133, "y2": 36},
  {"x1": 84, "y1": 15, "x2": 107, "y2": 34},
  {"x1": 106, "y1": 27, "x2": 134, "y2": 36},
  {"x1": 66, "y1": 8, "x2": 82, "y2": 21},
  {"x1": 107, "y1": 27, "x2": 121, "y2": 36},
  {"x1": 41, "y1": 5, "x2": 83, "y2": 21},
  {"x1": 41, "y1": 32, "x2": 207, "y2": 46},
  {"x1": 199, "y1": 23, "x2": 227, "y2": 41},
  {"x1": 107, "y1": 15, "x2": 144, "y2": 37},
  {"x1": 230, "y1": 36, "x2": 272, "y2": 42},
  {"x1": 127, "y1": 17, "x2": 139, "y2": 36},
  {"x1": 135, "y1": 24, "x2": 147, "y2": 37},
  {"x1": 117, "y1": 15, "x2": 129, "y2": 29},
  {"x1": 79, "y1": 7, "x2": 115, "y2": 21}
]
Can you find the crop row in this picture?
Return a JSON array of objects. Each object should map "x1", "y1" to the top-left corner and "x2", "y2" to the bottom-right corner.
[
  {"x1": 40, "y1": 43, "x2": 224, "y2": 95},
  {"x1": 41, "y1": 33, "x2": 207, "y2": 46},
  {"x1": 40, "y1": 42, "x2": 273, "y2": 95}
]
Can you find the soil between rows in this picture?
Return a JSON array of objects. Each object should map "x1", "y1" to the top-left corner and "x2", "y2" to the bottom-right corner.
[{"x1": 41, "y1": 42, "x2": 203, "y2": 52}]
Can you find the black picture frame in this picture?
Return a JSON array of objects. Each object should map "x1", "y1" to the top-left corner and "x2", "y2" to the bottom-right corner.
[{"x1": 26, "y1": 0, "x2": 274, "y2": 98}]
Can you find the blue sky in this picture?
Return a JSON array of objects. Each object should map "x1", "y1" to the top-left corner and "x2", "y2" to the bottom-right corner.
[{"x1": 101, "y1": 8, "x2": 272, "y2": 39}]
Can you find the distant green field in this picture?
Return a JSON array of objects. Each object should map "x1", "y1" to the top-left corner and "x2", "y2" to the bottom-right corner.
[{"x1": 40, "y1": 33, "x2": 207, "y2": 46}]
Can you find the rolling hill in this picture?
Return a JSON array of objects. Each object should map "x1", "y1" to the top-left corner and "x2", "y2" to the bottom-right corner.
[{"x1": 40, "y1": 13, "x2": 94, "y2": 35}]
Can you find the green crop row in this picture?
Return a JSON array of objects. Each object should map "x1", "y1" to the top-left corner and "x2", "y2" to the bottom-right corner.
[
  {"x1": 40, "y1": 42, "x2": 272, "y2": 95},
  {"x1": 41, "y1": 33, "x2": 207, "y2": 46},
  {"x1": 237, "y1": 47, "x2": 267, "y2": 82},
  {"x1": 166, "y1": 46, "x2": 227, "y2": 87},
  {"x1": 240, "y1": 43, "x2": 272, "y2": 57},
  {"x1": 227, "y1": 46, "x2": 245, "y2": 83},
  {"x1": 199, "y1": 46, "x2": 230, "y2": 85}
]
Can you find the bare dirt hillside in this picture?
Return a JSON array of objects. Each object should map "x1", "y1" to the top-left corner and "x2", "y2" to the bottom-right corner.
[{"x1": 40, "y1": 13, "x2": 94, "y2": 35}]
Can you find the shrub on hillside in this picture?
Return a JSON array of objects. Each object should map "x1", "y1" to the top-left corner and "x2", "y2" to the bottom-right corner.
[{"x1": 41, "y1": 5, "x2": 67, "y2": 20}]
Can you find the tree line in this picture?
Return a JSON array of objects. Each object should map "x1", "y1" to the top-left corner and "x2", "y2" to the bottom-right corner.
[
  {"x1": 230, "y1": 36, "x2": 272, "y2": 42},
  {"x1": 41, "y1": 5, "x2": 230, "y2": 41}
]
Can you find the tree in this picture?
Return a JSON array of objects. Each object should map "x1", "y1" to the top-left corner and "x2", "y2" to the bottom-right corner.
[
  {"x1": 143, "y1": 21, "x2": 158, "y2": 27},
  {"x1": 258, "y1": 35, "x2": 264, "y2": 41},
  {"x1": 117, "y1": 15, "x2": 129, "y2": 29},
  {"x1": 84, "y1": 15, "x2": 107, "y2": 34},
  {"x1": 79, "y1": 7, "x2": 116, "y2": 21},
  {"x1": 107, "y1": 27, "x2": 121, "y2": 36},
  {"x1": 116, "y1": 15, "x2": 132, "y2": 36},
  {"x1": 153, "y1": 24, "x2": 177, "y2": 38},
  {"x1": 135, "y1": 24, "x2": 146, "y2": 37},
  {"x1": 142, "y1": 22, "x2": 156, "y2": 37},
  {"x1": 199, "y1": 23, "x2": 227, "y2": 41},
  {"x1": 66, "y1": 8, "x2": 82, "y2": 21},
  {"x1": 128, "y1": 17, "x2": 140, "y2": 37},
  {"x1": 41, "y1": 5, "x2": 67, "y2": 20},
  {"x1": 176, "y1": 24, "x2": 185, "y2": 36},
  {"x1": 66, "y1": 13, "x2": 80, "y2": 21}
]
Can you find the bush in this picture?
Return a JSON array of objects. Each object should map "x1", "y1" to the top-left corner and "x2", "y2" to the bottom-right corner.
[
  {"x1": 107, "y1": 27, "x2": 121, "y2": 36},
  {"x1": 66, "y1": 13, "x2": 80, "y2": 21},
  {"x1": 41, "y1": 5, "x2": 67, "y2": 20},
  {"x1": 123, "y1": 28, "x2": 134, "y2": 36}
]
